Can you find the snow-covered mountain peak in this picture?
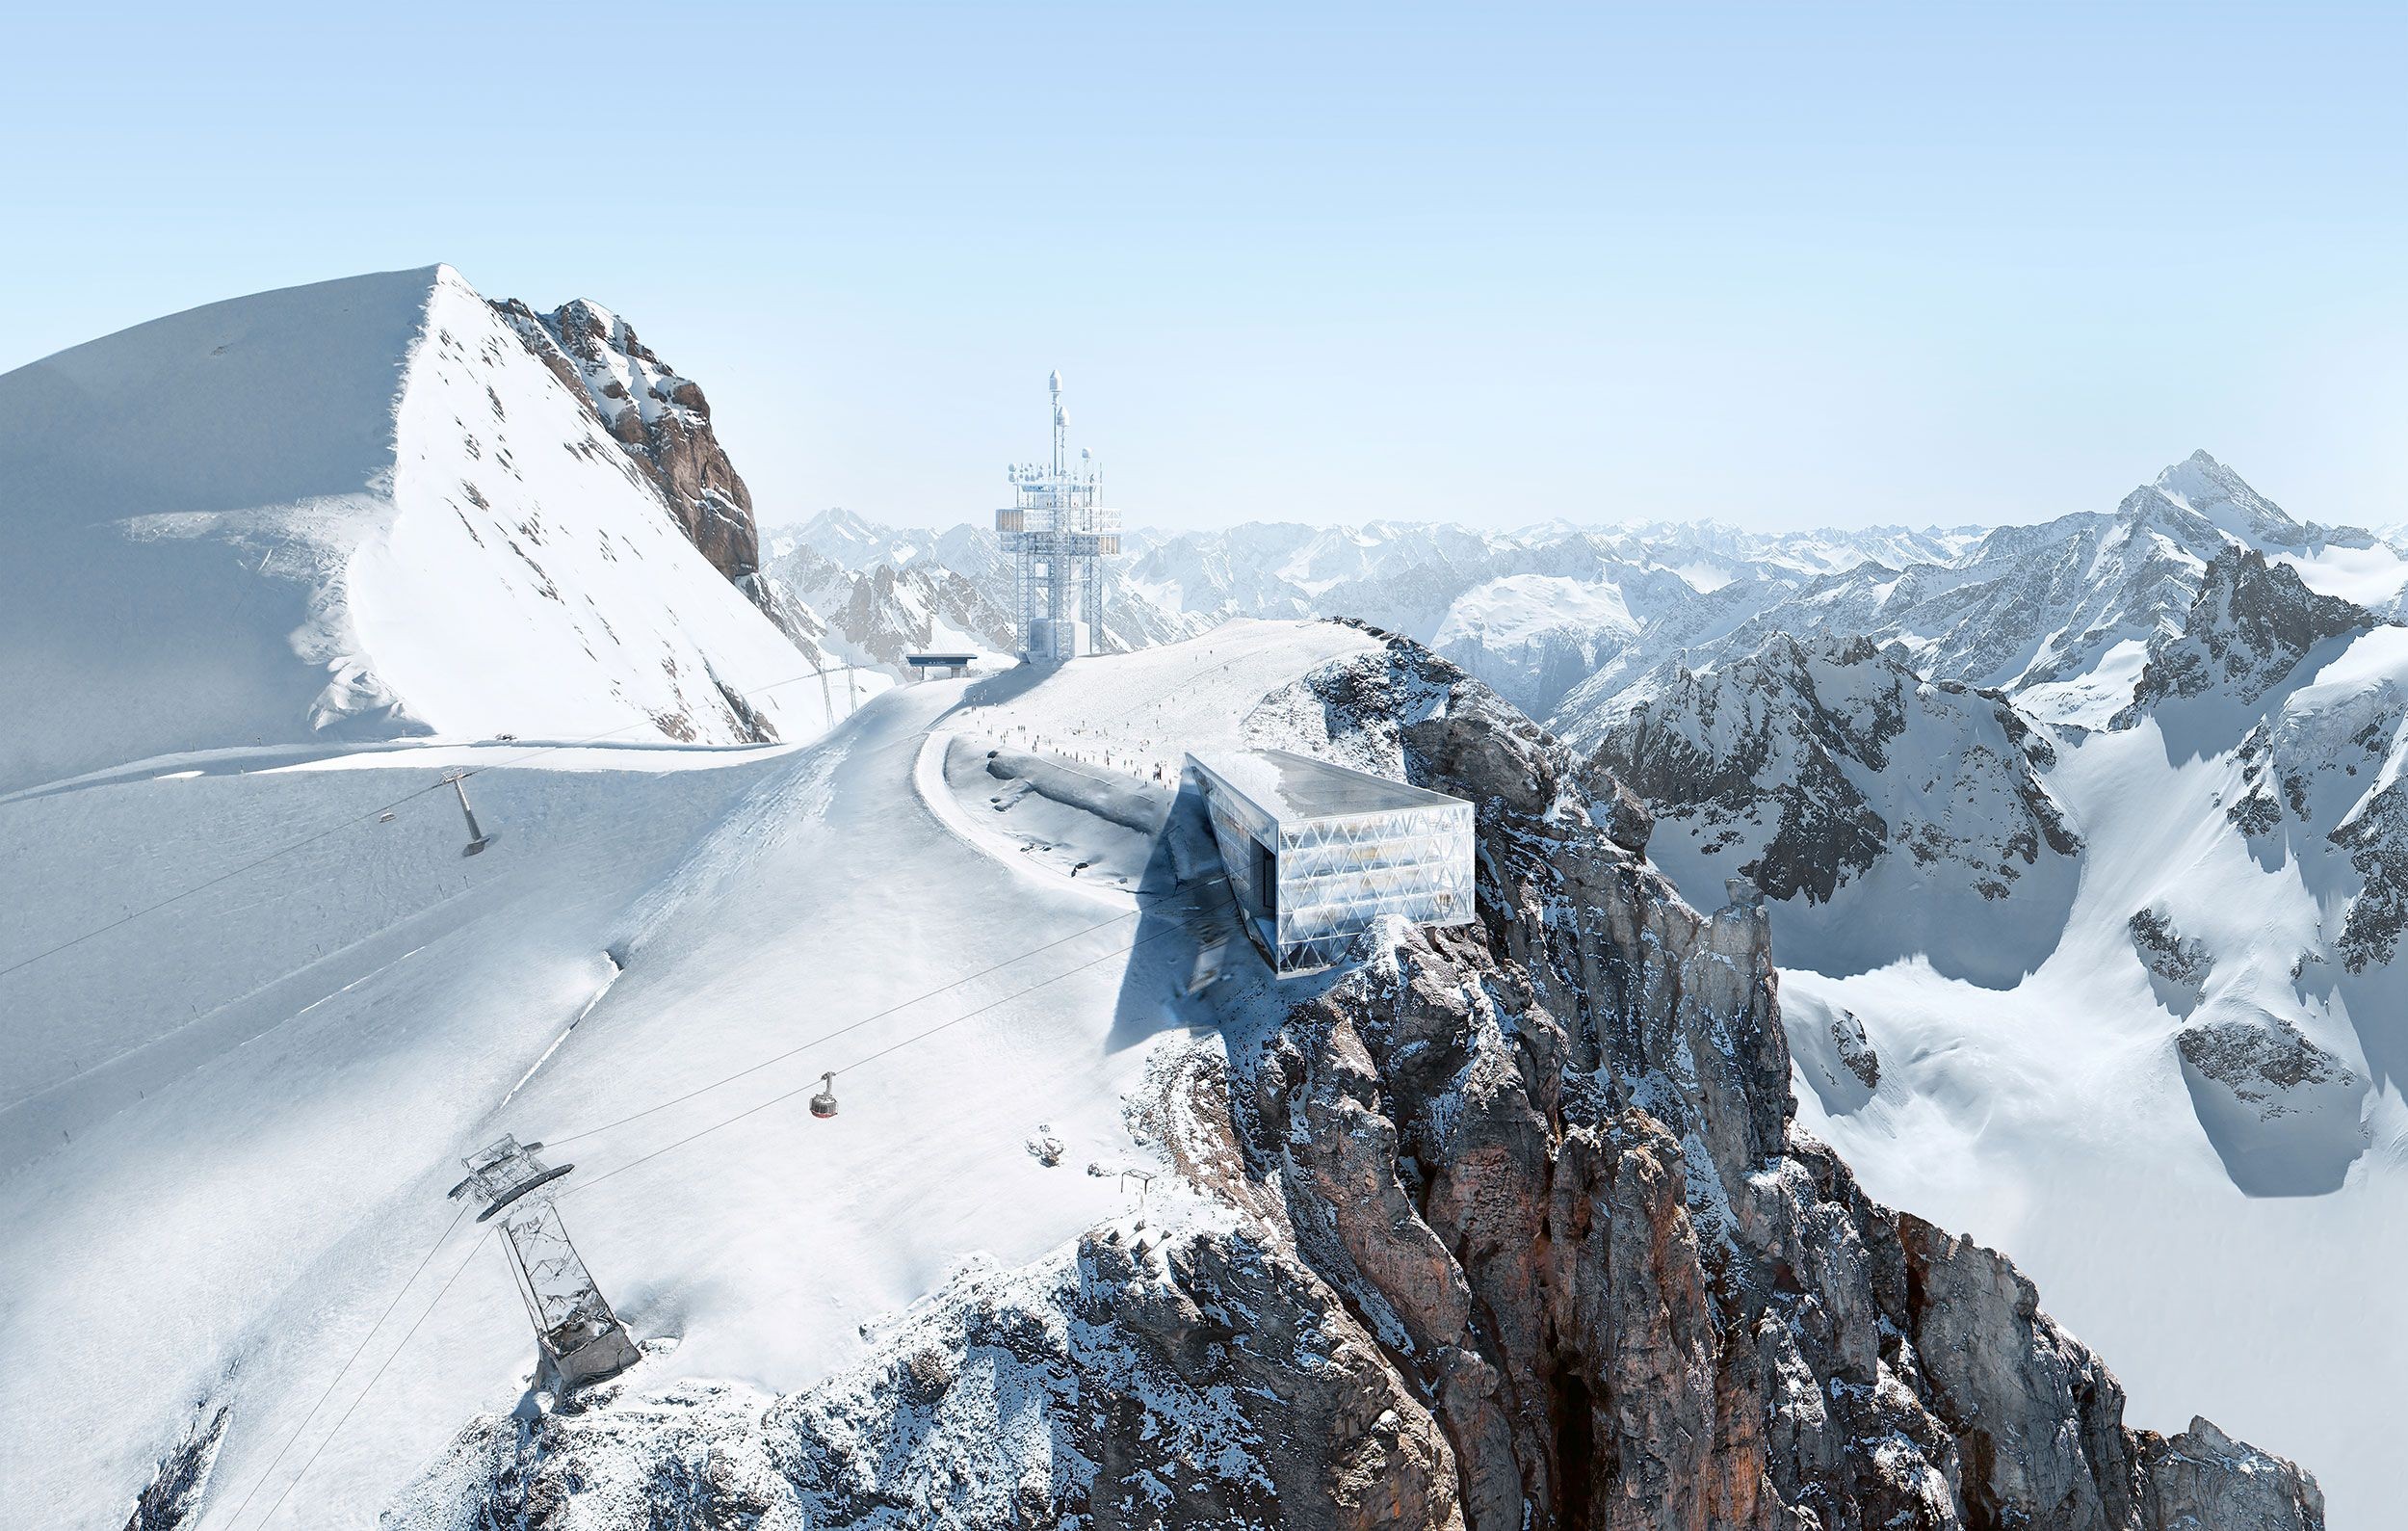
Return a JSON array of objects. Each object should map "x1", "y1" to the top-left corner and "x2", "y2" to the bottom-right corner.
[
  {"x1": 785, "y1": 505, "x2": 941, "y2": 570},
  {"x1": 2150, "y1": 449, "x2": 2312, "y2": 548},
  {"x1": 0, "y1": 265, "x2": 862, "y2": 792},
  {"x1": 2117, "y1": 544, "x2": 2381, "y2": 726},
  {"x1": 1594, "y1": 627, "x2": 2081, "y2": 986}
]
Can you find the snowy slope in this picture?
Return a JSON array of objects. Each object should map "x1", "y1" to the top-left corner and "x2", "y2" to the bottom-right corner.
[
  {"x1": 0, "y1": 620, "x2": 1373, "y2": 1531},
  {"x1": 0, "y1": 267, "x2": 867, "y2": 795}
]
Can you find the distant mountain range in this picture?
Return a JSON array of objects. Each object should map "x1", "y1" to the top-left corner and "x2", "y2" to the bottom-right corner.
[{"x1": 763, "y1": 452, "x2": 2408, "y2": 737}]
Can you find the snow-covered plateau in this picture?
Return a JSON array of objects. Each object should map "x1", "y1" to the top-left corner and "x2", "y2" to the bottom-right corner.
[{"x1": 0, "y1": 267, "x2": 2373, "y2": 1530}]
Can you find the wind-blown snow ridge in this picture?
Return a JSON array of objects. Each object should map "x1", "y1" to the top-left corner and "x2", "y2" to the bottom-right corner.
[{"x1": 0, "y1": 265, "x2": 869, "y2": 795}]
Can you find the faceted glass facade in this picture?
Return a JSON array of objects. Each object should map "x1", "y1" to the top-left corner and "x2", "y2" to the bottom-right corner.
[{"x1": 1189, "y1": 752, "x2": 1475, "y2": 975}]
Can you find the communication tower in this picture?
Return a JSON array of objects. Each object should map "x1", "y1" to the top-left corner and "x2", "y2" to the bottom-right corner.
[{"x1": 997, "y1": 371, "x2": 1120, "y2": 662}]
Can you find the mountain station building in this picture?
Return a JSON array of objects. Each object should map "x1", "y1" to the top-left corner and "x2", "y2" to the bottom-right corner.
[{"x1": 1184, "y1": 749, "x2": 1475, "y2": 974}]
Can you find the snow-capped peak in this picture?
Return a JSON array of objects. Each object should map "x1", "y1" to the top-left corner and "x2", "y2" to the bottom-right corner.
[
  {"x1": 2145, "y1": 449, "x2": 2312, "y2": 550},
  {"x1": 0, "y1": 265, "x2": 867, "y2": 792}
]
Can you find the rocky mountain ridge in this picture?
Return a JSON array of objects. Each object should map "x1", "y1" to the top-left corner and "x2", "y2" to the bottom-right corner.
[
  {"x1": 772, "y1": 454, "x2": 2405, "y2": 733},
  {"x1": 2114, "y1": 546, "x2": 2377, "y2": 725},
  {"x1": 391, "y1": 639, "x2": 2320, "y2": 1530},
  {"x1": 494, "y1": 297, "x2": 761, "y2": 584}
]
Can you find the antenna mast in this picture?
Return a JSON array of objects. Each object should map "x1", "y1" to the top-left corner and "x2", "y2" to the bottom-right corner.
[{"x1": 996, "y1": 371, "x2": 1122, "y2": 664}]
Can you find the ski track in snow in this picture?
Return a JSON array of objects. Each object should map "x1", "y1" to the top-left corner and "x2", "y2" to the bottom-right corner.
[{"x1": 0, "y1": 618, "x2": 1372, "y2": 1531}]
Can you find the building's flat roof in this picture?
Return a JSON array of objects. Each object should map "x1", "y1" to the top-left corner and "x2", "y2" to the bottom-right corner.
[
  {"x1": 1187, "y1": 749, "x2": 1465, "y2": 823},
  {"x1": 904, "y1": 652, "x2": 979, "y2": 665}
]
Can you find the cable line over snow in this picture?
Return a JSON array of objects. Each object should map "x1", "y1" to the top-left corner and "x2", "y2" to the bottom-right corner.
[
  {"x1": 214, "y1": 883, "x2": 1236, "y2": 1526},
  {"x1": 544, "y1": 884, "x2": 1206, "y2": 1149},
  {"x1": 0, "y1": 660, "x2": 877, "y2": 982},
  {"x1": 219, "y1": 1201, "x2": 474, "y2": 1531},
  {"x1": 240, "y1": 1227, "x2": 493, "y2": 1531},
  {"x1": 0, "y1": 778, "x2": 458, "y2": 982},
  {"x1": 558, "y1": 885, "x2": 1238, "y2": 1204}
]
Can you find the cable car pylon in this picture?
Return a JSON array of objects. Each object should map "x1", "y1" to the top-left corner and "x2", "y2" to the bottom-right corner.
[{"x1": 447, "y1": 771, "x2": 495, "y2": 857}]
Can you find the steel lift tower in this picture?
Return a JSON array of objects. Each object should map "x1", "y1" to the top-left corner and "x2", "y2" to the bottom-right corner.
[
  {"x1": 997, "y1": 371, "x2": 1120, "y2": 663},
  {"x1": 450, "y1": 1135, "x2": 640, "y2": 1389}
]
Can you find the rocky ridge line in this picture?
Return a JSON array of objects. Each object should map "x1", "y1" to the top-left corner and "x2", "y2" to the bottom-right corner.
[
  {"x1": 386, "y1": 636, "x2": 2322, "y2": 1531},
  {"x1": 2113, "y1": 545, "x2": 2374, "y2": 726},
  {"x1": 493, "y1": 298, "x2": 760, "y2": 585}
]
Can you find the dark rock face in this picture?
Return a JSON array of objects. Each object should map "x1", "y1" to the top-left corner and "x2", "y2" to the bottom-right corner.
[
  {"x1": 492, "y1": 298, "x2": 761, "y2": 584},
  {"x1": 2175, "y1": 1016, "x2": 2349, "y2": 1116},
  {"x1": 1589, "y1": 633, "x2": 2077, "y2": 907},
  {"x1": 2115, "y1": 547, "x2": 2372, "y2": 725},
  {"x1": 123, "y1": 1405, "x2": 229, "y2": 1531},
  {"x1": 1223, "y1": 635, "x2": 2319, "y2": 1530},
  {"x1": 2331, "y1": 778, "x2": 2408, "y2": 971},
  {"x1": 388, "y1": 634, "x2": 2320, "y2": 1531},
  {"x1": 2130, "y1": 906, "x2": 2213, "y2": 1015}
]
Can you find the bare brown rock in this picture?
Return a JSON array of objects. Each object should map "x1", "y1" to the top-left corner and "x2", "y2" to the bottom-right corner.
[
  {"x1": 491, "y1": 297, "x2": 761, "y2": 584},
  {"x1": 1208, "y1": 635, "x2": 2323, "y2": 1531}
]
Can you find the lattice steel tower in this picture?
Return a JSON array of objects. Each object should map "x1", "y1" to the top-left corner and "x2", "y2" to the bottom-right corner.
[
  {"x1": 449, "y1": 1135, "x2": 641, "y2": 1389},
  {"x1": 997, "y1": 371, "x2": 1121, "y2": 662}
]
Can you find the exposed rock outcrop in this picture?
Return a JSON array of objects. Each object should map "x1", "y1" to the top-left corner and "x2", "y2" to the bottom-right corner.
[
  {"x1": 494, "y1": 298, "x2": 760, "y2": 584},
  {"x1": 2114, "y1": 547, "x2": 2372, "y2": 726},
  {"x1": 1217, "y1": 634, "x2": 2316, "y2": 1530},
  {"x1": 2137, "y1": 1417, "x2": 2327, "y2": 1531},
  {"x1": 2130, "y1": 905, "x2": 2213, "y2": 1016},
  {"x1": 2175, "y1": 1015, "x2": 2352, "y2": 1121},
  {"x1": 391, "y1": 1226, "x2": 1461, "y2": 1531},
  {"x1": 1588, "y1": 632, "x2": 2078, "y2": 906},
  {"x1": 123, "y1": 1405, "x2": 229, "y2": 1531},
  {"x1": 389, "y1": 635, "x2": 2318, "y2": 1531}
]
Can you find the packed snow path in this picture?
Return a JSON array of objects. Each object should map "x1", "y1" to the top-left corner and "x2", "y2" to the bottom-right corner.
[{"x1": 0, "y1": 620, "x2": 1374, "y2": 1529}]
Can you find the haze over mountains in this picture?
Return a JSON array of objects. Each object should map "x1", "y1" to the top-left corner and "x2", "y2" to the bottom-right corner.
[
  {"x1": 768, "y1": 452, "x2": 2408, "y2": 735},
  {"x1": 6, "y1": 267, "x2": 2393, "y2": 1528}
]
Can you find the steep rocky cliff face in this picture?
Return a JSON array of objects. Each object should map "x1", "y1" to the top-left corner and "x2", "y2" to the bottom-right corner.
[
  {"x1": 390, "y1": 640, "x2": 2319, "y2": 1531},
  {"x1": 2114, "y1": 546, "x2": 2372, "y2": 725},
  {"x1": 493, "y1": 298, "x2": 761, "y2": 583},
  {"x1": 1590, "y1": 633, "x2": 2079, "y2": 910}
]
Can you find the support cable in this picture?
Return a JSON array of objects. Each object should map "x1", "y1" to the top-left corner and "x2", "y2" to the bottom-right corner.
[
  {"x1": 544, "y1": 896, "x2": 1159, "y2": 1148},
  {"x1": 562, "y1": 886, "x2": 1235, "y2": 1203},
  {"x1": 0, "y1": 780, "x2": 457, "y2": 982},
  {"x1": 225, "y1": 881, "x2": 1234, "y2": 1522},
  {"x1": 0, "y1": 661, "x2": 876, "y2": 983},
  {"x1": 219, "y1": 1202, "x2": 473, "y2": 1531}
]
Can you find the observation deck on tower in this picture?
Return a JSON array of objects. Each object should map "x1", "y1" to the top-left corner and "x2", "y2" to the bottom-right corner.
[{"x1": 996, "y1": 371, "x2": 1121, "y2": 663}]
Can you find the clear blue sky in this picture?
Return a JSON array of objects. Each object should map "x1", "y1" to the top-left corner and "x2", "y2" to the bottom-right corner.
[{"x1": 6, "y1": 1, "x2": 2403, "y2": 533}]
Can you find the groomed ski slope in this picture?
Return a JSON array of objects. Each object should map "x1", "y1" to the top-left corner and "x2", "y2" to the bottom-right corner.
[{"x1": 0, "y1": 620, "x2": 1374, "y2": 1531}]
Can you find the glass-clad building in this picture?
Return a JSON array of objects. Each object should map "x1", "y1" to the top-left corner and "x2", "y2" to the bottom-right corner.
[{"x1": 1185, "y1": 749, "x2": 1476, "y2": 975}]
